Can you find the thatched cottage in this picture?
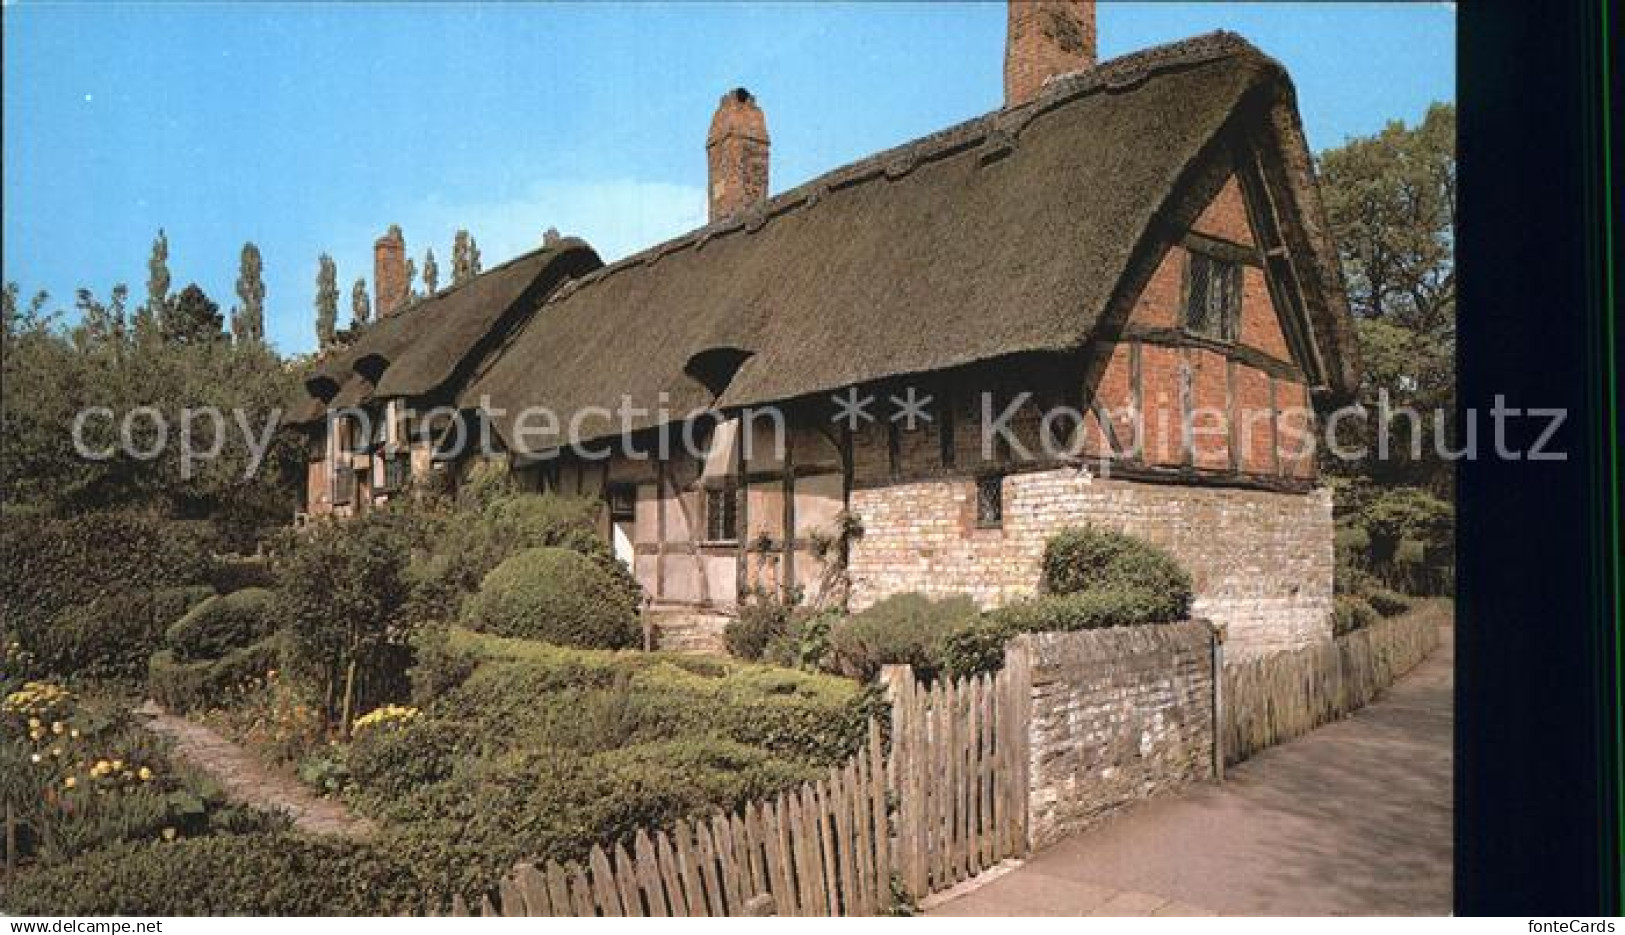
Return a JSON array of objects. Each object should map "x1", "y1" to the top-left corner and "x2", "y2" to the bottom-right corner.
[{"x1": 293, "y1": 2, "x2": 1359, "y2": 659}]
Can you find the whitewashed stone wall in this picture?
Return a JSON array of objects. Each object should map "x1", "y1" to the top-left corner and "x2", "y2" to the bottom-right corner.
[{"x1": 848, "y1": 470, "x2": 1334, "y2": 659}]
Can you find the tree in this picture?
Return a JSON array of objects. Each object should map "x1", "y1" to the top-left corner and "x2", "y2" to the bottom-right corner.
[
  {"x1": 314, "y1": 254, "x2": 339, "y2": 349},
  {"x1": 422, "y1": 248, "x2": 440, "y2": 295},
  {"x1": 137, "y1": 229, "x2": 171, "y2": 344},
  {"x1": 162, "y1": 283, "x2": 224, "y2": 345},
  {"x1": 232, "y1": 242, "x2": 266, "y2": 344},
  {"x1": 1319, "y1": 102, "x2": 1455, "y2": 333},
  {"x1": 1317, "y1": 102, "x2": 1456, "y2": 497},
  {"x1": 71, "y1": 285, "x2": 128, "y2": 352},
  {"x1": 451, "y1": 229, "x2": 482, "y2": 285},
  {"x1": 350, "y1": 278, "x2": 371, "y2": 328}
]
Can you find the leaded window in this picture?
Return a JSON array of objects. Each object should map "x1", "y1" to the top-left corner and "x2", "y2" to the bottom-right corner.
[
  {"x1": 706, "y1": 483, "x2": 739, "y2": 542},
  {"x1": 975, "y1": 475, "x2": 1004, "y2": 528},
  {"x1": 1184, "y1": 251, "x2": 1241, "y2": 342}
]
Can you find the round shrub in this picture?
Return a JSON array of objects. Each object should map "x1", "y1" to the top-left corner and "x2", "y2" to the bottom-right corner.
[
  {"x1": 464, "y1": 547, "x2": 640, "y2": 649},
  {"x1": 148, "y1": 636, "x2": 282, "y2": 713},
  {"x1": 164, "y1": 587, "x2": 278, "y2": 662},
  {"x1": 1332, "y1": 594, "x2": 1379, "y2": 637},
  {"x1": 1041, "y1": 526, "x2": 1192, "y2": 613},
  {"x1": 152, "y1": 585, "x2": 218, "y2": 631},
  {"x1": 828, "y1": 593, "x2": 980, "y2": 680}
]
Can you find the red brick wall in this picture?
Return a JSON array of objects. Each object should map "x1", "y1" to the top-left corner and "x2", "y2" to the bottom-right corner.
[
  {"x1": 1004, "y1": 0, "x2": 1097, "y2": 107},
  {"x1": 706, "y1": 89, "x2": 770, "y2": 221}
]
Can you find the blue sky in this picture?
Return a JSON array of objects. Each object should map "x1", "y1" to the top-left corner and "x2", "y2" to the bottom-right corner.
[{"x1": 3, "y1": 2, "x2": 1454, "y2": 356}]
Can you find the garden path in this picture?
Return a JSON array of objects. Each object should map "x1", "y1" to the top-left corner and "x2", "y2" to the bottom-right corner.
[{"x1": 134, "y1": 702, "x2": 377, "y2": 840}]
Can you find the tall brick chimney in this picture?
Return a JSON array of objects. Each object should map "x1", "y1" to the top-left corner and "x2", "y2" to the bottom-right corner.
[
  {"x1": 374, "y1": 225, "x2": 408, "y2": 318},
  {"x1": 706, "y1": 88, "x2": 770, "y2": 222},
  {"x1": 1004, "y1": 0, "x2": 1097, "y2": 107}
]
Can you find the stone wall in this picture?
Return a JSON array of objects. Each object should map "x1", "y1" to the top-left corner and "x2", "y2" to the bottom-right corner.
[
  {"x1": 848, "y1": 470, "x2": 1334, "y2": 659},
  {"x1": 1016, "y1": 621, "x2": 1216, "y2": 848}
]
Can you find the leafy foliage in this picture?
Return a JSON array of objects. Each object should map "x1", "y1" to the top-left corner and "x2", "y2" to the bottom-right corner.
[
  {"x1": 828, "y1": 593, "x2": 980, "y2": 680},
  {"x1": 942, "y1": 588, "x2": 1189, "y2": 677},
  {"x1": 1332, "y1": 594, "x2": 1379, "y2": 637},
  {"x1": 463, "y1": 547, "x2": 641, "y2": 649},
  {"x1": 1040, "y1": 525, "x2": 1192, "y2": 611},
  {"x1": 163, "y1": 588, "x2": 278, "y2": 662}
]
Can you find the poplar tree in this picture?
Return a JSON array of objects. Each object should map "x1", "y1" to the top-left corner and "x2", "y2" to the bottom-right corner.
[
  {"x1": 350, "y1": 278, "x2": 371, "y2": 328},
  {"x1": 451, "y1": 229, "x2": 482, "y2": 285},
  {"x1": 314, "y1": 254, "x2": 339, "y2": 349},
  {"x1": 232, "y1": 242, "x2": 266, "y2": 343},
  {"x1": 422, "y1": 248, "x2": 439, "y2": 295}
]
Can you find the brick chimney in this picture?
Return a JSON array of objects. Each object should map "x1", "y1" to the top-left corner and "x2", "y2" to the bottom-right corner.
[
  {"x1": 706, "y1": 88, "x2": 770, "y2": 222},
  {"x1": 374, "y1": 225, "x2": 408, "y2": 318},
  {"x1": 1004, "y1": 0, "x2": 1097, "y2": 107}
]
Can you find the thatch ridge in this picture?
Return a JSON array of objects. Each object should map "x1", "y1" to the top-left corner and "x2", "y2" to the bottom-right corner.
[{"x1": 463, "y1": 31, "x2": 1353, "y2": 453}]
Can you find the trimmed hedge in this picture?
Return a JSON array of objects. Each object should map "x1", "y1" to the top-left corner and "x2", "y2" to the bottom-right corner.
[
  {"x1": 164, "y1": 588, "x2": 278, "y2": 662},
  {"x1": 1332, "y1": 594, "x2": 1379, "y2": 637},
  {"x1": 1041, "y1": 525, "x2": 1192, "y2": 612},
  {"x1": 464, "y1": 547, "x2": 641, "y2": 649},
  {"x1": 0, "y1": 834, "x2": 447, "y2": 916},
  {"x1": 31, "y1": 593, "x2": 164, "y2": 683},
  {"x1": 943, "y1": 588, "x2": 1189, "y2": 677},
  {"x1": 148, "y1": 637, "x2": 283, "y2": 713},
  {"x1": 828, "y1": 593, "x2": 979, "y2": 680},
  {"x1": 1363, "y1": 587, "x2": 1413, "y2": 618}
]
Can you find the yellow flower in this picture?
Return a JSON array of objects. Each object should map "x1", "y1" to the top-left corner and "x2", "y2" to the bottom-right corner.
[
  {"x1": 63, "y1": 776, "x2": 76, "y2": 789},
  {"x1": 70, "y1": 729, "x2": 80, "y2": 739},
  {"x1": 29, "y1": 753, "x2": 41, "y2": 764},
  {"x1": 110, "y1": 759, "x2": 123, "y2": 771},
  {"x1": 138, "y1": 767, "x2": 153, "y2": 782},
  {"x1": 161, "y1": 827, "x2": 177, "y2": 841},
  {"x1": 51, "y1": 721, "x2": 64, "y2": 735},
  {"x1": 27, "y1": 717, "x2": 40, "y2": 729}
]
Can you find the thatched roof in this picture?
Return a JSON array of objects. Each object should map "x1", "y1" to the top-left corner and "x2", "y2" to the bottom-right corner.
[
  {"x1": 462, "y1": 32, "x2": 1356, "y2": 453},
  {"x1": 292, "y1": 239, "x2": 602, "y2": 424}
]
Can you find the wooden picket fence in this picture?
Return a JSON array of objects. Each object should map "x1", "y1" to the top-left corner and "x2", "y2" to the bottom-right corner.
[
  {"x1": 886, "y1": 652, "x2": 1031, "y2": 898},
  {"x1": 448, "y1": 657, "x2": 1032, "y2": 917},
  {"x1": 1222, "y1": 606, "x2": 1442, "y2": 764}
]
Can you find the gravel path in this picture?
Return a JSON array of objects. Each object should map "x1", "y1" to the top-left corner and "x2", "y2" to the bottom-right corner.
[{"x1": 135, "y1": 701, "x2": 377, "y2": 840}]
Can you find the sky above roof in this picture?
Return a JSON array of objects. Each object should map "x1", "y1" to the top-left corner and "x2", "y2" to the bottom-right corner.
[{"x1": 3, "y1": 2, "x2": 1454, "y2": 356}]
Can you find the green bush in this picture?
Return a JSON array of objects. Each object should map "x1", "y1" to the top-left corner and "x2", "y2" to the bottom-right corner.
[
  {"x1": 1332, "y1": 594, "x2": 1379, "y2": 637},
  {"x1": 464, "y1": 547, "x2": 641, "y2": 649},
  {"x1": 762, "y1": 610, "x2": 836, "y2": 672},
  {"x1": 0, "y1": 833, "x2": 448, "y2": 916},
  {"x1": 152, "y1": 585, "x2": 217, "y2": 631},
  {"x1": 724, "y1": 593, "x2": 796, "y2": 661},
  {"x1": 164, "y1": 588, "x2": 278, "y2": 662},
  {"x1": 274, "y1": 513, "x2": 416, "y2": 723},
  {"x1": 208, "y1": 555, "x2": 276, "y2": 594},
  {"x1": 942, "y1": 588, "x2": 1188, "y2": 678},
  {"x1": 344, "y1": 716, "x2": 463, "y2": 802},
  {"x1": 2, "y1": 512, "x2": 214, "y2": 677},
  {"x1": 1364, "y1": 587, "x2": 1412, "y2": 618},
  {"x1": 1040, "y1": 525, "x2": 1192, "y2": 612},
  {"x1": 147, "y1": 637, "x2": 283, "y2": 713},
  {"x1": 31, "y1": 593, "x2": 163, "y2": 684},
  {"x1": 403, "y1": 493, "x2": 642, "y2": 627},
  {"x1": 828, "y1": 593, "x2": 980, "y2": 680}
]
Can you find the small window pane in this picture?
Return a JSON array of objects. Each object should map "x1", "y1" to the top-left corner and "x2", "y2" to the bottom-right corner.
[
  {"x1": 706, "y1": 484, "x2": 739, "y2": 542},
  {"x1": 976, "y1": 475, "x2": 1004, "y2": 528},
  {"x1": 1185, "y1": 252, "x2": 1240, "y2": 341},
  {"x1": 607, "y1": 484, "x2": 636, "y2": 522}
]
